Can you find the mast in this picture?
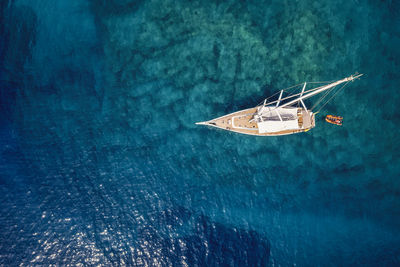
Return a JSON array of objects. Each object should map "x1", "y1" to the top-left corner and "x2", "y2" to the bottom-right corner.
[{"x1": 276, "y1": 74, "x2": 362, "y2": 109}]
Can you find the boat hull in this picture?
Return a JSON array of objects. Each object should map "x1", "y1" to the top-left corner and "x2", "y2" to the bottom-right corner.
[
  {"x1": 196, "y1": 107, "x2": 315, "y2": 136},
  {"x1": 325, "y1": 115, "x2": 343, "y2": 126}
]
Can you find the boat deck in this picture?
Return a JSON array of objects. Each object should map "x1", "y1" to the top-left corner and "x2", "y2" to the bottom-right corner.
[{"x1": 197, "y1": 107, "x2": 315, "y2": 136}]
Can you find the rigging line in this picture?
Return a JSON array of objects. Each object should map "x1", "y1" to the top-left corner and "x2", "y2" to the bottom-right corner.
[
  {"x1": 306, "y1": 80, "x2": 336, "y2": 84},
  {"x1": 237, "y1": 80, "x2": 335, "y2": 107},
  {"x1": 256, "y1": 89, "x2": 282, "y2": 106},
  {"x1": 261, "y1": 83, "x2": 302, "y2": 102},
  {"x1": 285, "y1": 84, "x2": 303, "y2": 94},
  {"x1": 257, "y1": 79, "x2": 338, "y2": 108},
  {"x1": 311, "y1": 84, "x2": 337, "y2": 110},
  {"x1": 280, "y1": 83, "x2": 304, "y2": 92},
  {"x1": 257, "y1": 83, "x2": 303, "y2": 107},
  {"x1": 261, "y1": 79, "x2": 332, "y2": 99},
  {"x1": 311, "y1": 78, "x2": 353, "y2": 111},
  {"x1": 267, "y1": 79, "x2": 334, "y2": 93},
  {"x1": 312, "y1": 83, "x2": 344, "y2": 111},
  {"x1": 314, "y1": 81, "x2": 350, "y2": 113},
  {"x1": 284, "y1": 84, "x2": 302, "y2": 95},
  {"x1": 265, "y1": 84, "x2": 332, "y2": 107}
]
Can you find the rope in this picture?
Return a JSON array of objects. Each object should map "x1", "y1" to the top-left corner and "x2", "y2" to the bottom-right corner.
[
  {"x1": 306, "y1": 80, "x2": 335, "y2": 84},
  {"x1": 311, "y1": 84, "x2": 336, "y2": 110},
  {"x1": 257, "y1": 79, "x2": 334, "y2": 108},
  {"x1": 313, "y1": 81, "x2": 349, "y2": 113}
]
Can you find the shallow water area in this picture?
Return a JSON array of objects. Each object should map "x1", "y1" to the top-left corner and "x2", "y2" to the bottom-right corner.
[{"x1": 1, "y1": 0, "x2": 400, "y2": 266}]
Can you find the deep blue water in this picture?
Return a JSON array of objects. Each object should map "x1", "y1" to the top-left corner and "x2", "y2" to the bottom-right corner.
[{"x1": 1, "y1": 0, "x2": 400, "y2": 266}]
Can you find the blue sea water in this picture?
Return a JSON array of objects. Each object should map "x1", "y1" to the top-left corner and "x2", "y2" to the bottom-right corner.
[{"x1": 1, "y1": 0, "x2": 400, "y2": 265}]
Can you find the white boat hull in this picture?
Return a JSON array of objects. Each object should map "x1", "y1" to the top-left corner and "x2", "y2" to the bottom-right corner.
[{"x1": 196, "y1": 107, "x2": 315, "y2": 136}]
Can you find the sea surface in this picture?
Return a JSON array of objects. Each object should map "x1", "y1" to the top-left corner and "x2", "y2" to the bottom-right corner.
[{"x1": 1, "y1": 0, "x2": 400, "y2": 266}]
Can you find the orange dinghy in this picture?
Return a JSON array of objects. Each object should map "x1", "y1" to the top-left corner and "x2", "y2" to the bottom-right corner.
[{"x1": 326, "y1": 115, "x2": 343, "y2": 126}]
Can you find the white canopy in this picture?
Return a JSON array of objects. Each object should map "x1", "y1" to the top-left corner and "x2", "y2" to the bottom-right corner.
[{"x1": 256, "y1": 106, "x2": 299, "y2": 133}]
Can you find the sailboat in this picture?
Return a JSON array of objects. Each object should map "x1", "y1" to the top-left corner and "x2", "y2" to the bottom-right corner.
[{"x1": 196, "y1": 74, "x2": 362, "y2": 136}]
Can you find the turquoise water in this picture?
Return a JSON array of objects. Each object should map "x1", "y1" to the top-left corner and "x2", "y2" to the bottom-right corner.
[{"x1": 1, "y1": 0, "x2": 400, "y2": 265}]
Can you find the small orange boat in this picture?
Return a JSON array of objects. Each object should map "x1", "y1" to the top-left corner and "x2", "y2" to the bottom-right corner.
[{"x1": 326, "y1": 115, "x2": 343, "y2": 126}]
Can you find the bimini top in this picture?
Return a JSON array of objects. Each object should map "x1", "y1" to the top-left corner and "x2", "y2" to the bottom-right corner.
[{"x1": 256, "y1": 106, "x2": 299, "y2": 133}]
